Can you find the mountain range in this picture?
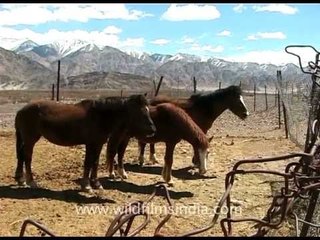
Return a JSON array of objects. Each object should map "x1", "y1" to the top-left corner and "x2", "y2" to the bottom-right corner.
[{"x1": 0, "y1": 39, "x2": 310, "y2": 91}]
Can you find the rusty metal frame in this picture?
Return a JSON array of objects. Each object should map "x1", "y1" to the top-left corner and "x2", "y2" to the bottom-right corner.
[{"x1": 18, "y1": 149, "x2": 320, "y2": 237}]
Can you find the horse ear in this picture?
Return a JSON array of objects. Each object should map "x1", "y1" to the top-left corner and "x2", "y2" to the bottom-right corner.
[{"x1": 208, "y1": 136, "x2": 214, "y2": 143}]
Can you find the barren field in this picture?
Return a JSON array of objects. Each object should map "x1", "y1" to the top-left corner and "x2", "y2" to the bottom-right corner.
[{"x1": 0, "y1": 90, "x2": 304, "y2": 236}]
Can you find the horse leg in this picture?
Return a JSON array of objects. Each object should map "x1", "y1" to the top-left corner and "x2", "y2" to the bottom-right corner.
[
  {"x1": 106, "y1": 145, "x2": 117, "y2": 179},
  {"x1": 15, "y1": 129, "x2": 26, "y2": 186},
  {"x1": 116, "y1": 136, "x2": 130, "y2": 179},
  {"x1": 107, "y1": 129, "x2": 126, "y2": 179},
  {"x1": 162, "y1": 143, "x2": 176, "y2": 186},
  {"x1": 24, "y1": 138, "x2": 40, "y2": 188},
  {"x1": 82, "y1": 144, "x2": 97, "y2": 192},
  {"x1": 137, "y1": 141, "x2": 146, "y2": 166},
  {"x1": 192, "y1": 148, "x2": 200, "y2": 168},
  {"x1": 89, "y1": 144, "x2": 104, "y2": 190},
  {"x1": 149, "y1": 143, "x2": 160, "y2": 165}
]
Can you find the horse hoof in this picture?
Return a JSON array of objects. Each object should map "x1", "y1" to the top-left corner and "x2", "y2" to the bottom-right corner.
[
  {"x1": 118, "y1": 171, "x2": 128, "y2": 180},
  {"x1": 121, "y1": 174, "x2": 128, "y2": 180},
  {"x1": 82, "y1": 185, "x2": 93, "y2": 193},
  {"x1": 147, "y1": 160, "x2": 159, "y2": 165},
  {"x1": 109, "y1": 172, "x2": 116, "y2": 179},
  {"x1": 167, "y1": 181, "x2": 174, "y2": 187},
  {"x1": 199, "y1": 169, "x2": 207, "y2": 175},
  {"x1": 149, "y1": 155, "x2": 159, "y2": 165},
  {"x1": 91, "y1": 181, "x2": 103, "y2": 190},
  {"x1": 17, "y1": 181, "x2": 27, "y2": 187},
  {"x1": 93, "y1": 185, "x2": 104, "y2": 190},
  {"x1": 28, "y1": 181, "x2": 39, "y2": 188},
  {"x1": 138, "y1": 156, "x2": 145, "y2": 166},
  {"x1": 153, "y1": 160, "x2": 160, "y2": 165}
]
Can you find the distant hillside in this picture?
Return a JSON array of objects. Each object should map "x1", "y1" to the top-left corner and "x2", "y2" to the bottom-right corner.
[
  {"x1": 0, "y1": 47, "x2": 56, "y2": 89},
  {"x1": 63, "y1": 71, "x2": 168, "y2": 90},
  {"x1": 0, "y1": 39, "x2": 311, "y2": 90}
]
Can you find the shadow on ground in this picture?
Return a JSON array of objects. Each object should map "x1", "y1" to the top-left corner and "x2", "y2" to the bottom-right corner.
[
  {"x1": 0, "y1": 185, "x2": 115, "y2": 204},
  {"x1": 98, "y1": 178, "x2": 194, "y2": 200},
  {"x1": 122, "y1": 163, "x2": 217, "y2": 180}
]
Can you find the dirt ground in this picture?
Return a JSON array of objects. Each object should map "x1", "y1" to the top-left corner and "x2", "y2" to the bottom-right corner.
[{"x1": 0, "y1": 91, "x2": 304, "y2": 236}]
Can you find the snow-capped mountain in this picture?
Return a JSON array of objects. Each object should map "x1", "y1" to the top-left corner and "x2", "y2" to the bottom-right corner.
[
  {"x1": 11, "y1": 39, "x2": 99, "y2": 58},
  {"x1": 47, "y1": 39, "x2": 94, "y2": 57},
  {"x1": 3, "y1": 39, "x2": 309, "y2": 91},
  {"x1": 78, "y1": 43, "x2": 100, "y2": 53},
  {"x1": 150, "y1": 53, "x2": 173, "y2": 64},
  {"x1": 126, "y1": 50, "x2": 151, "y2": 61},
  {"x1": 168, "y1": 53, "x2": 202, "y2": 62},
  {"x1": 12, "y1": 40, "x2": 39, "y2": 54}
]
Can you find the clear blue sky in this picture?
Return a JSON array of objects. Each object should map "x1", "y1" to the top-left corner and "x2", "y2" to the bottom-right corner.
[{"x1": 0, "y1": 3, "x2": 319, "y2": 65}]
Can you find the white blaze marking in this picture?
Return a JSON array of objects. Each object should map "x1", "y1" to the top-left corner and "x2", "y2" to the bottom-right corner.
[
  {"x1": 312, "y1": 120, "x2": 318, "y2": 135},
  {"x1": 198, "y1": 148, "x2": 207, "y2": 174},
  {"x1": 240, "y1": 95, "x2": 249, "y2": 116}
]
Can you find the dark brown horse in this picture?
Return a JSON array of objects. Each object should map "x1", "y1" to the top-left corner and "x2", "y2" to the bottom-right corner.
[
  {"x1": 107, "y1": 102, "x2": 212, "y2": 185},
  {"x1": 14, "y1": 94, "x2": 156, "y2": 191},
  {"x1": 112, "y1": 85, "x2": 249, "y2": 181}
]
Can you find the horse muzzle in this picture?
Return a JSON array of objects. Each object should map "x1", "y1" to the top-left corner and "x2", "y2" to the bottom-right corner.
[
  {"x1": 241, "y1": 111, "x2": 249, "y2": 119},
  {"x1": 146, "y1": 132, "x2": 155, "y2": 138},
  {"x1": 145, "y1": 125, "x2": 156, "y2": 138}
]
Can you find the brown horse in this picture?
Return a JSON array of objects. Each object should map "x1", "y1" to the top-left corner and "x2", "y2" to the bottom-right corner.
[
  {"x1": 14, "y1": 94, "x2": 156, "y2": 191},
  {"x1": 111, "y1": 85, "x2": 249, "y2": 182},
  {"x1": 107, "y1": 102, "x2": 212, "y2": 185},
  {"x1": 138, "y1": 85, "x2": 249, "y2": 167}
]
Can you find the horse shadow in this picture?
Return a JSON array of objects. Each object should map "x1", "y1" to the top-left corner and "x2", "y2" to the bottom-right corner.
[
  {"x1": 97, "y1": 178, "x2": 194, "y2": 200},
  {"x1": 0, "y1": 184, "x2": 115, "y2": 204},
  {"x1": 122, "y1": 163, "x2": 217, "y2": 180}
]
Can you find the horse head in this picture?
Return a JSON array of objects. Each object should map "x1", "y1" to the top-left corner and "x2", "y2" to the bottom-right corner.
[
  {"x1": 126, "y1": 93, "x2": 156, "y2": 138},
  {"x1": 194, "y1": 136, "x2": 213, "y2": 175},
  {"x1": 225, "y1": 86, "x2": 249, "y2": 120}
]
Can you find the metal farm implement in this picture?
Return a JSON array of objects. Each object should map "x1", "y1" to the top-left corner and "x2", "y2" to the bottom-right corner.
[{"x1": 19, "y1": 45, "x2": 320, "y2": 237}]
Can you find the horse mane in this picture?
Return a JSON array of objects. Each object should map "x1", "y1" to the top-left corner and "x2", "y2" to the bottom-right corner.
[
  {"x1": 93, "y1": 97, "x2": 128, "y2": 111},
  {"x1": 156, "y1": 103, "x2": 208, "y2": 148},
  {"x1": 77, "y1": 96, "x2": 132, "y2": 112},
  {"x1": 189, "y1": 85, "x2": 242, "y2": 106},
  {"x1": 151, "y1": 86, "x2": 242, "y2": 110},
  {"x1": 150, "y1": 95, "x2": 191, "y2": 108}
]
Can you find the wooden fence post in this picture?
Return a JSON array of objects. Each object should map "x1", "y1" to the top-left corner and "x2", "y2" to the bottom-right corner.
[
  {"x1": 265, "y1": 85, "x2": 268, "y2": 111},
  {"x1": 282, "y1": 102, "x2": 289, "y2": 138},
  {"x1": 56, "y1": 60, "x2": 60, "y2": 101},
  {"x1": 193, "y1": 77, "x2": 197, "y2": 93},
  {"x1": 253, "y1": 83, "x2": 256, "y2": 112},
  {"x1": 51, "y1": 84, "x2": 55, "y2": 101},
  {"x1": 155, "y1": 76, "x2": 163, "y2": 96},
  {"x1": 278, "y1": 89, "x2": 281, "y2": 129}
]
